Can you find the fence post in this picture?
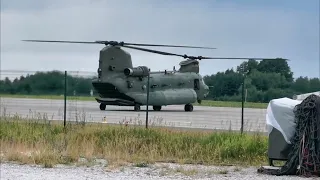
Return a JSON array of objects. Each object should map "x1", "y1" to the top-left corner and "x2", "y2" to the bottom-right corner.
[
  {"x1": 146, "y1": 70, "x2": 150, "y2": 129},
  {"x1": 64, "y1": 70, "x2": 67, "y2": 128},
  {"x1": 241, "y1": 74, "x2": 245, "y2": 134}
]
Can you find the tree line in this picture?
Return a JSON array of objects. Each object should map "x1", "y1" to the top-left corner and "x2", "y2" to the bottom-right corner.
[
  {"x1": 0, "y1": 59, "x2": 319, "y2": 103},
  {"x1": 0, "y1": 71, "x2": 96, "y2": 96},
  {"x1": 203, "y1": 59, "x2": 320, "y2": 102}
]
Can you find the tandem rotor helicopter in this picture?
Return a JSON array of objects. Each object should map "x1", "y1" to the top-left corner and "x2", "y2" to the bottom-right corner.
[{"x1": 22, "y1": 40, "x2": 285, "y2": 112}]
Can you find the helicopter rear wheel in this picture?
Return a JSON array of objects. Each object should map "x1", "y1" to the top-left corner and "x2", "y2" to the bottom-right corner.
[
  {"x1": 184, "y1": 104, "x2": 193, "y2": 112},
  {"x1": 99, "y1": 103, "x2": 106, "y2": 111},
  {"x1": 153, "y1": 106, "x2": 161, "y2": 111},
  {"x1": 134, "y1": 104, "x2": 141, "y2": 111}
]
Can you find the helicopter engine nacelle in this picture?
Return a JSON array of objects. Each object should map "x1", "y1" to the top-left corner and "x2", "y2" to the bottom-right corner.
[{"x1": 124, "y1": 66, "x2": 149, "y2": 77}]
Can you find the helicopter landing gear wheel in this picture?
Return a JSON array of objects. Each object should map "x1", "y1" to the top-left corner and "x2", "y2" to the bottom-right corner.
[
  {"x1": 99, "y1": 103, "x2": 106, "y2": 111},
  {"x1": 134, "y1": 104, "x2": 140, "y2": 111},
  {"x1": 184, "y1": 104, "x2": 193, "y2": 112},
  {"x1": 153, "y1": 106, "x2": 161, "y2": 111}
]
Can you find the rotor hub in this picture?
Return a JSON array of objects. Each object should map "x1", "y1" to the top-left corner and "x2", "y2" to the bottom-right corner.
[{"x1": 95, "y1": 41, "x2": 125, "y2": 46}]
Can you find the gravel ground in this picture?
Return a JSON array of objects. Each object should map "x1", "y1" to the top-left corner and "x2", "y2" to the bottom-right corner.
[{"x1": 0, "y1": 161, "x2": 313, "y2": 180}]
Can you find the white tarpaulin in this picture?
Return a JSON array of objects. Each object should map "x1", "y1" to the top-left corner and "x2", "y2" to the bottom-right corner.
[{"x1": 266, "y1": 97, "x2": 302, "y2": 144}]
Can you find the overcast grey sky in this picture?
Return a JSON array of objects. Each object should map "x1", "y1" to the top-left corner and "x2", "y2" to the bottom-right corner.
[{"x1": 1, "y1": 0, "x2": 319, "y2": 79}]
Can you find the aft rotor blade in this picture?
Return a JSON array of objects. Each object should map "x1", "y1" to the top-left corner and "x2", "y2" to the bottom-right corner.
[
  {"x1": 22, "y1": 40, "x2": 101, "y2": 44},
  {"x1": 197, "y1": 57, "x2": 288, "y2": 60},
  {"x1": 123, "y1": 42, "x2": 216, "y2": 49},
  {"x1": 123, "y1": 45, "x2": 286, "y2": 61}
]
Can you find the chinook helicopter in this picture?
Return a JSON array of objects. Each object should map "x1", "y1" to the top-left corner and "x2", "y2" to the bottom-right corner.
[{"x1": 22, "y1": 40, "x2": 284, "y2": 112}]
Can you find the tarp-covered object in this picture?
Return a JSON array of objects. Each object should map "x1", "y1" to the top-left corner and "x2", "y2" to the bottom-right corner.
[
  {"x1": 266, "y1": 97, "x2": 302, "y2": 144},
  {"x1": 259, "y1": 94, "x2": 320, "y2": 177}
]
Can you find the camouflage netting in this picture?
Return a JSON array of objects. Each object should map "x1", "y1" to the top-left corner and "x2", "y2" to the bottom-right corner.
[{"x1": 258, "y1": 94, "x2": 320, "y2": 177}]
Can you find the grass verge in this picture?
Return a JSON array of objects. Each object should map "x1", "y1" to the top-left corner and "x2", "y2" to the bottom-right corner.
[
  {"x1": 0, "y1": 117, "x2": 268, "y2": 168},
  {"x1": 199, "y1": 100, "x2": 267, "y2": 109},
  {"x1": 0, "y1": 94, "x2": 268, "y2": 109}
]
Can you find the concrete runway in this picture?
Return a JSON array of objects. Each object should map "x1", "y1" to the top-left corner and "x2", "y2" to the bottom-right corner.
[{"x1": 0, "y1": 97, "x2": 268, "y2": 132}]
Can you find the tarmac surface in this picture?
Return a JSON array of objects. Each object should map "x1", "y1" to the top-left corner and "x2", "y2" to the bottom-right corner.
[{"x1": 0, "y1": 97, "x2": 268, "y2": 132}]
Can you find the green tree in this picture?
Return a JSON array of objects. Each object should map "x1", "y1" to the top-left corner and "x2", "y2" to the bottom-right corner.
[
  {"x1": 291, "y1": 76, "x2": 310, "y2": 93},
  {"x1": 308, "y1": 78, "x2": 320, "y2": 92},
  {"x1": 257, "y1": 58, "x2": 293, "y2": 82},
  {"x1": 204, "y1": 69, "x2": 243, "y2": 100},
  {"x1": 236, "y1": 59, "x2": 259, "y2": 75},
  {"x1": 248, "y1": 69, "x2": 289, "y2": 91},
  {"x1": 0, "y1": 71, "x2": 95, "y2": 96}
]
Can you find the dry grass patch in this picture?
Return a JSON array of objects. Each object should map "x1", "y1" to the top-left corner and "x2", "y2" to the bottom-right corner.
[{"x1": 0, "y1": 118, "x2": 268, "y2": 168}]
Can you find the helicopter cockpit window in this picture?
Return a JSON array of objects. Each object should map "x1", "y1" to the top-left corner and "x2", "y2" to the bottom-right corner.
[{"x1": 194, "y1": 79, "x2": 200, "y2": 90}]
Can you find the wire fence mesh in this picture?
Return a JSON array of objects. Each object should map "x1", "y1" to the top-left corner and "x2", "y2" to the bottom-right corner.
[{"x1": 0, "y1": 70, "x2": 268, "y2": 133}]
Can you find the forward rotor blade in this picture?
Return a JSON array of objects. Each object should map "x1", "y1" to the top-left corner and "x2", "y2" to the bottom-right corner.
[{"x1": 21, "y1": 40, "x2": 101, "y2": 44}]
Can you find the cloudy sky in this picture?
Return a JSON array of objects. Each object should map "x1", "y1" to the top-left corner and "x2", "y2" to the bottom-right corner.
[{"x1": 1, "y1": 0, "x2": 319, "y2": 79}]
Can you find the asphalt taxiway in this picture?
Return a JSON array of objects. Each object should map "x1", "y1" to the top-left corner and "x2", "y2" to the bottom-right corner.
[{"x1": 0, "y1": 97, "x2": 268, "y2": 132}]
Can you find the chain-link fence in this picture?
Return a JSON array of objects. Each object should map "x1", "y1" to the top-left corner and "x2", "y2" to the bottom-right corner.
[{"x1": 0, "y1": 70, "x2": 267, "y2": 133}]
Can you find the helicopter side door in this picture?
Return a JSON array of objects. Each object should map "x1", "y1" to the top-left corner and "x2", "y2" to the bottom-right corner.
[{"x1": 193, "y1": 79, "x2": 201, "y2": 101}]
